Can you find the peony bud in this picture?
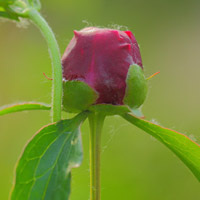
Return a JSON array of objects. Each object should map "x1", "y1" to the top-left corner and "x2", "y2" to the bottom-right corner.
[{"x1": 62, "y1": 27, "x2": 147, "y2": 113}]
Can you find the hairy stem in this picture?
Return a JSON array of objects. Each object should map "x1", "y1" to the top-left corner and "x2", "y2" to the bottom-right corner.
[
  {"x1": 88, "y1": 113, "x2": 105, "y2": 200},
  {"x1": 28, "y1": 9, "x2": 62, "y2": 122}
]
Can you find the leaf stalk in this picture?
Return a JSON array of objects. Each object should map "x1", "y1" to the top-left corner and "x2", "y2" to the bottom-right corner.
[{"x1": 28, "y1": 9, "x2": 62, "y2": 122}]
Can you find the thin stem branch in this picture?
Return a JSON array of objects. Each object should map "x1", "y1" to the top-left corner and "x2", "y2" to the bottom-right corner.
[
  {"x1": 88, "y1": 112, "x2": 105, "y2": 200},
  {"x1": 28, "y1": 9, "x2": 62, "y2": 122}
]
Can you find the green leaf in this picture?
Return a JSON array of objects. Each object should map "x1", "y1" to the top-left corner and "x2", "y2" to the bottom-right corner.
[
  {"x1": 0, "y1": 0, "x2": 15, "y2": 6},
  {"x1": 27, "y1": 0, "x2": 41, "y2": 10},
  {"x1": 0, "y1": 10, "x2": 18, "y2": 20},
  {"x1": 0, "y1": 102, "x2": 50, "y2": 116},
  {"x1": 122, "y1": 113, "x2": 200, "y2": 181},
  {"x1": 0, "y1": 0, "x2": 41, "y2": 20},
  {"x1": 11, "y1": 111, "x2": 89, "y2": 200},
  {"x1": 0, "y1": 0, "x2": 19, "y2": 20}
]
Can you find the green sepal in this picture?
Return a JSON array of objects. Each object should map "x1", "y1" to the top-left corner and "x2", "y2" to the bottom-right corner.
[
  {"x1": 63, "y1": 80, "x2": 98, "y2": 113},
  {"x1": 131, "y1": 107, "x2": 144, "y2": 118},
  {"x1": 123, "y1": 64, "x2": 148, "y2": 109},
  {"x1": 89, "y1": 104, "x2": 130, "y2": 116},
  {"x1": 89, "y1": 104, "x2": 144, "y2": 118}
]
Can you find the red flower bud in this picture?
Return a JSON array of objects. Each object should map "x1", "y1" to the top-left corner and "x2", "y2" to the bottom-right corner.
[{"x1": 62, "y1": 27, "x2": 143, "y2": 106}]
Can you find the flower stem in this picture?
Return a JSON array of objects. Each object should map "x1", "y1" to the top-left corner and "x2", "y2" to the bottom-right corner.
[
  {"x1": 88, "y1": 112, "x2": 105, "y2": 200},
  {"x1": 28, "y1": 9, "x2": 62, "y2": 122}
]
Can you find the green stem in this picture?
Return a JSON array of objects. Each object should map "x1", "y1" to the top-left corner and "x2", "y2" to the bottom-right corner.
[
  {"x1": 28, "y1": 9, "x2": 62, "y2": 122},
  {"x1": 88, "y1": 112, "x2": 105, "y2": 200}
]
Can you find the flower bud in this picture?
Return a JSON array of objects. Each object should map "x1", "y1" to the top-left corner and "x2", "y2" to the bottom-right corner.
[{"x1": 62, "y1": 27, "x2": 147, "y2": 113}]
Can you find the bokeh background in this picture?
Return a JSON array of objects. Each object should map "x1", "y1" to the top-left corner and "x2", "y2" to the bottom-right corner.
[{"x1": 1, "y1": 0, "x2": 200, "y2": 199}]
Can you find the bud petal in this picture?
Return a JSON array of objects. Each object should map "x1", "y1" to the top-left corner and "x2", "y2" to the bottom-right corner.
[{"x1": 62, "y1": 27, "x2": 147, "y2": 113}]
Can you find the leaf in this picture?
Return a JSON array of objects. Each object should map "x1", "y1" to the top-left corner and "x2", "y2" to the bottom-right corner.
[
  {"x1": 0, "y1": 0, "x2": 15, "y2": 6},
  {"x1": 11, "y1": 112, "x2": 89, "y2": 200},
  {"x1": 0, "y1": 0, "x2": 19, "y2": 20},
  {"x1": 0, "y1": 102, "x2": 50, "y2": 116},
  {"x1": 0, "y1": 10, "x2": 18, "y2": 20},
  {"x1": 121, "y1": 113, "x2": 200, "y2": 181},
  {"x1": 0, "y1": 0, "x2": 41, "y2": 20},
  {"x1": 27, "y1": 0, "x2": 41, "y2": 10}
]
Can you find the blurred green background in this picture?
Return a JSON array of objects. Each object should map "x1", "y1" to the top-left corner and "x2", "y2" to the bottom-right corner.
[{"x1": 1, "y1": 0, "x2": 200, "y2": 199}]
